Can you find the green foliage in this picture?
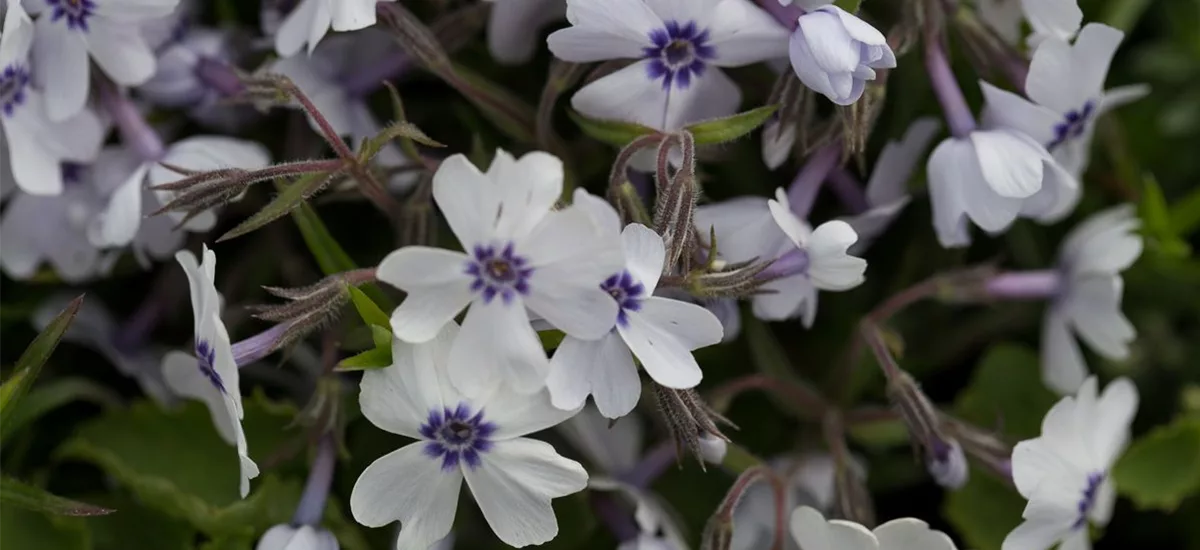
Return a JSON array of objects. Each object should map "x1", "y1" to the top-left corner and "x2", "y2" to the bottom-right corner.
[
  {"x1": 0, "y1": 477, "x2": 113, "y2": 517},
  {"x1": 0, "y1": 295, "x2": 82, "y2": 424},
  {"x1": 220, "y1": 173, "x2": 332, "y2": 242},
  {"x1": 568, "y1": 110, "x2": 657, "y2": 146},
  {"x1": 338, "y1": 286, "x2": 395, "y2": 370},
  {"x1": 86, "y1": 494, "x2": 195, "y2": 550},
  {"x1": 683, "y1": 105, "x2": 779, "y2": 146},
  {"x1": 0, "y1": 378, "x2": 120, "y2": 445},
  {"x1": 954, "y1": 344, "x2": 1059, "y2": 441},
  {"x1": 1139, "y1": 175, "x2": 1192, "y2": 258},
  {"x1": 943, "y1": 469, "x2": 1026, "y2": 550},
  {"x1": 0, "y1": 506, "x2": 90, "y2": 550},
  {"x1": 290, "y1": 202, "x2": 392, "y2": 308},
  {"x1": 1112, "y1": 415, "x2": 1200, "y2": 511}
]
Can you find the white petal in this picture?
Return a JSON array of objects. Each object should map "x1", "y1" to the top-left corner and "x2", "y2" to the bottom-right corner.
[
  {"x1": 33, "y1": 16, "x2": 90, "y2": 121},
  {"x1": 865, "y1": 117, "x2": 940, "y2": 207},
  {"x1": 751, "y1": 274, "x2": 815, "y2": 325},
  {"x1": 547, "y1": 332, "x2": 640, "y2": 418},
  {"x1": 980, "y1": 81, "x2": 1060, "y2": 145},
  {"x1": 767, "y1": 191, "x2": 813, "y2": 247},
  {"x1": 1098, "y1": 84, "x2": 1149, "y2": 113},
  {"x1": 969, "y1": 129, "x2": 1044, "y2": 198},
  {"x1": 430, "y1": 154, "x2": 501, "y2": 247},
  {"x1": 796, "y1": 10, "x2": 860, "y2": 74},
  {"x1": 571, "y1": 188, "x2": 623, "y2": 236},
  {"x1": 274, "y1": 0, "x2": 318, "y2": 56},
  {"x1": 807, "y1": 220, "x2": 866, "y2": 291},
  {"x1": 620, "y1": 296, "x2": 722, "y2": 389},
  {"x1": 789, "y1": 506, "x2": 879, "y2": 550},
  {"x1": 663, "y1": 65, "x2": 742, "y2": 131},
  {"x1": 550, "y1": 0, "x2": 660, "y2": 61},
  {"x1": 1091, "y1": 377, "x2": 1137, "y2": 469},
  {"x1": 1020, "y1": 0, "x2": 1082, "y2": 45},
  {"x1": 524, "y1": 208, "x2": 624, "y2": 339},
  {"x1": 162, "y1": 350, "x2": 237, "y2": 444},
  {"x1": 1063, "y1": 276, "x2": 1134, "y2": 360},
  {"x1": 330, "y1": 0, "x2": 377, "y2": 31},
  {"x1": 1088, "y1": 477, "x2": 1117, "y2": 527},
  {"x1": 488, "y1": 150, "x2": 563, "y2": 239},
  {"x1": 88, "y1": 19, "x2": 157, "y2": 85},
  {"x1": 570, "y1": 60, "x2": 671, "y2": 130},
  {"x1": 488, "y1": 0, "x2": 568, "y2": 64},
  {"x1": 4, "y1": 118, "x2": 65, "y2": 195},
  {"x1": 622, "y1": 223, "x2": 666, "y2": 294},
  {"x1": 98, "y1": 163, "x2": 148, "y2": 247},
  {"x1": 378, "y1": 246, "x2": 474, "y2": 343},
  {"x1": 359, "y1": 325, "x2": 460, "y2": 439},
  {"x1": 925, "y1": 138, "x2": 976, "y2": 247},
  {"x1": 704, "y1": 0, "x2": 790, "y2": 67},
  {"x1": 694, "y1": 196, "x2": 789, "y2": 263},
  {"x1": 477, "y1": 383, "x2": 582, "y2": 440},
  {"x1": 557, "y1": 404, "x2": 643, "y2": 474},
  {"x1": 1041, "y1": 309, "x2": 1089, "y2": 395},
  {"x1": 1001, "y1": 514, "x2": 1070, "y2": 550},
  {"x1": 0, "y1": 0, "x2": 34, "y2": 66},
  {"x1": 464, "y1": 438, "x2": 588, "y2": 548},
  {"x1": 450, "y1": 299, "x2": 549, "y2": 396},
  {"x1": 350, "y1": 443, "x2": 463, "y2": 548},
  {"x1": 1059, "y1": 204, "x2": 1142, "y2": 276},
  {"x1": 644, "y1": 0, "x2": 719, "y2": 22},
  {"x1": 872, "y1": 518, "x2": 956, "y2": 550},
  {"x1": 1018, "y1": 155, "x2": 1080, "y2": 224}
]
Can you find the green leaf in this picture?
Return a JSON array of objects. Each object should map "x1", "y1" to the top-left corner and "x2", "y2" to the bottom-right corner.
[
  {"x1": 683, "y1": 104, "x2": 780, "y2": 146},
  {"x1": 1169, "y1": 184, "x2": 1200, "y2": 237},
  {"x1": 56, "y1": 396, "x2": 301, "y2": 536},
  {"x1": 954, "y1": 343, "x2": 1059, "y2": 441},
  {"x1": 833, "y1": 0, "x2": 862, "y2": 12},
  {"x1": 1112, "y1": 415, "x2": 1200, "y2": 511},
  {"x1": 1, "y1": 377, "x2": 121, "y2": 444},
  {"x1": 0, "y1": 477, "x2": 114, "y2": 516},
  {"x1": 337, "y1": 327, "x2": 394, "y2": 371},
  {"x1": 359, "y1": 121, "x2": 443, "y2": 163},
  {"x1": 568, "y1": 109, "x2": 657, "y2": 146},
  {"x1": 383, "y1": 82, "x2": 426, "y2": 164},
  {"x1": 219, "y1": 172, "x2": 331, "y2": 242},
  {"x1": 86, "y1": 493, "x2": 194, "y2": 550},
  {"x1": 0, "y1": 505, "x2": 89, "y2": 550},
  {"x1": 943, "y1": 468, "x2": 1025, "y2": 550},
  {"x1": 0, "y1": 294, "x2": 82, "y2": 423},
  {"x1": 1140, "y1": 175, "x2": 1192, "y2": 258},
  {"x1": 538, "y1": 329, "x2": 566, "y2": 350},
  {"x1": 347, "y1": 285, "x2": 391, "y2": 329},
  {"x1": 290, "y1": 201, "x2": 392, "y2": 309}
]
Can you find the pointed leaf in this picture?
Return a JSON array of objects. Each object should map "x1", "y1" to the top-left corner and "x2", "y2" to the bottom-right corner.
[
  {"x1": 684, "y1": 105, "x2": 780, "y2": 146},
  {"x1": 384, "y1": 82, "x2": 431, "y2": 162},
  {"x1": 289, "y1": 201, "x2": 393, "y2": 309},
  {"x1": 0, "y1": 295, "x2": 82, "y2": 422},
  {"x1": 336, "y1": 342, "x2": 393, "y2": 371},
  {"x1": 568, "y1": 109, "x2": 659, "y2": 146},
  {"x1": 347, "y1": 286, "x2": 391, "y2": 330},
  {"x1": 218, "y1": 172, "x2": 332, "y2": 242},
  {"x1": 1112, "y1": 415, "x2": 1200, "y2": 511},
  {"x1": 359, "y1": 121, "x2": 444, "y2": 163},
  {"x1": 0, "y1": 477, "x2": 115, "y2": 517},
  {"x1": 1, "y1": 378, "x2": 121, "y2": 444}
]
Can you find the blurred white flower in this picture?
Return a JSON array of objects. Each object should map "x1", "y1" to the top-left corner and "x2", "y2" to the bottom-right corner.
[
  {"x1": 547, "y1": 190, "x2": 723, "y2": 419},
  {"x1": 350, "y1": 322, "x2": 587, "y2": 549},
  {"x1": 485, "y1": 0, "x2": 565, "y2": 64},
  {"x1": 731, "y1": 454, "x2": 854, "y2": 550},
  {"x1": 547, "y1": 0, "x2": 787, "y2": 131},
  {"x1": 274, "y1": 0, "x2": 392, "y2": 56},
  {"x1": 377, "y1": 151, "x2": 623, "y2": 397},
  {"x1": 791, "y1": 506, "x2": 959, "y2": 550},
  {"x1": 786, "y1": 5, "x2": 894, "y2": 105},
  {"x1": 256, "y1": 524, "x2": 339, "y2": 550},
  {"x1": 1004, "y1": 376, "x2": 1138, "y2": 550},
  {"x1": 26, "y1": 0, "x2": 180, "y2": 120},
  {"x1": 1020, "y1": 0, "x2": 1081, "y2": 47},
  {"x1": 162, "y1": 246, "x2": 260, "y2": 498}
]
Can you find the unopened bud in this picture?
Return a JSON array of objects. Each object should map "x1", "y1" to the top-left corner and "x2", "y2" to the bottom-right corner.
[
  {"x1": 653, "y1": 132, "x2": 699, "y2": 274},
  {"x1": 652, "y1": 385, "x2": 734, "y2": 468},
  {"x1": 698, "y1": 434, "x2": 728, "y2": 465},
  {"x1": 887, "y1": 371, "x2": 965, "y2": 489},
  {"x1": 927, "y1": 438, "x2": 969, "y2": 490},
  {"x1": 684, "y1": 259, "x2": 774, "y2": 298},
  {"x1": 248, "y1": 275, "x2": 353, "y2": 348}
]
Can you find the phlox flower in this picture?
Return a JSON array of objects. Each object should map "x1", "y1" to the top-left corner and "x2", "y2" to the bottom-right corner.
[
  {"x1": 546, "y1": 190, "x2": 724, "y2": 419},
  {"x1": 785, "y1": 3, "x2": 895, "y2": 105},
  {"x1": 256, "y1": 525, "x2": 339, "y2": 550},
  {"x1": 546, "y1": 0, "x2": 788, "y2": 131},
  {"x1": 274, "y1": 0, "x2": 393, "y2": 56},
  {"x1": 350, "y1": 322, "x2": 587, "y2": 549},
  {"x1": 484, "y1": 0, "x2": 565, "y2": 65},
  {"x1": 1004, "y1": 376, "x2": 1138, "y2": 550},
  {"x1": 377, "y1": 150, "x2": 623, "y2": 397},
  {"x1": 791, "y1": 506, "x2": 959, "y2": 550},
  {"x1": 732, "y1": 453, "x2": 851, "y2": 550}
]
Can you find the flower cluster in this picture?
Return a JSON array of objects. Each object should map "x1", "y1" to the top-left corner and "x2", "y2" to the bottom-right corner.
[{"x1": 1, "y1": 0, "x2": 1173, "y2": 549}]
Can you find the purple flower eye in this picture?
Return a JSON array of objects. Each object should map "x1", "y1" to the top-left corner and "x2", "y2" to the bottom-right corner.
[{"x1": 642, "y1": 20, "x2": 716, "y2": 90}]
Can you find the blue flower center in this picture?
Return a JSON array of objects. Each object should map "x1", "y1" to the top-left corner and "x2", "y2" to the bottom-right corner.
[
  {"x1": 643, "y1": 20, "x2": 716, "y2": 90},
  {"x1": 601, "y1": 270, "x2": 645, "y2": 327},
  {"x1": 47, "y1": 0, "x2": 97, "y2": 31},
  {"x1": 420, "y1": 403, "x2": 497, "y2": 471},
  {"x1": 195, "y1": 340, "x2": 225, "y2": 394},
  {"x1": 0, "y1": 64, "x2": 31, "y2": 118},
  {"x1": 1049, "y1": 101, "x2": 1095, "y2": 150},
  {"x1": 1073, "y1": 472, "x2": 1104, "y2": 530},
  {"x1": 466, "y1": 242, "x2": 534, "y2": 305}
]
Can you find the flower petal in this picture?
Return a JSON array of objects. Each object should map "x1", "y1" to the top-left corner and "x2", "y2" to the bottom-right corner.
[
  {"x1": 465, "y1": 438, "x2": 588, "y2": 548},
  {"x1": 806, "y1": 220, "x2": 866, "y2": 291},
  {"x1": 524, "y1": 208, "x2": 624, "y2": 339},
  {"x1": 1027, "y1": 24, "x2": 1123, "y2": 111},
  {"x1": 547, "y1": 332, "x2": 640, "y2": 419},
  {"x1": 378, "y1": 246, "x2": 474, "y2": 343},
  {"x1": 32, "y1": 16, "x2": 90, "y2": 121},
  {"x1": 865, "y1": 117, "x2": 940, "y2": 207},
  {"x1": 925, "y1": 138, "x2": 976, "y2": 247},
  {"x1": 162, "y1": 350, "x2": 237, "y2": 444},
  {"x1": 430, "y1": 154, "x2": 500, "y2": 247},
  {"x1": 622, "y1": 223, "x2": 666, "y2": 294},
  {"x1": 570, "y1": 60, "x2": 671, "y2": 130},
  {"x1": 572, "y1": 188, "x2": 623, "y2": 237},
  {"x1": 969, "y1": 129, "x2": 1045, "y2": 199},
  {"x1": 1091, "y1": 377, "x2": 1137, "y2": 469},
  {"x1": 1041, "y1": 309, "x2": 1089, "y2": 395},
  {"x1": 450, "y1": 299, "x2": 549, "y2": 396},
  {"x1": 557, "y1": 404, "x2": 644, "y2": 474},
  {"x1": 620, "y1": 297, "x2": 721, "y2": 389},
  {"x1": 1020, "y1": 0, "x2": 1081, "y2": 46},
  {"x1": 1063, "y1": 275, "x2": 1134, "y2": 360},
  {"x1": 3, "y1": 116, "x2": 65, "y2": 195},
  {"x1": 663, "y1": 66, "x2": 743, "y2": 131},
  {"x1": 359, "y1": 324, "x2": 459, "y2": 439},
  {"x1": 872, "y1": 518, "x2": 956, "y2": 550},
  {"x1": 704, "y1": 0, "x2": 790, "y2": 67},
  {"x1": 330, "y1": 0, "x2": 377, "y2": 31},
  {"x1": 488, "y1": 0, "x2": 568, "y2": 64},
  {"x1": 789, "y1": 506, "x2": 879, "y2": 550},
  {"x1": 1059, "y1": 204, "x2": 1142, "y2": 276},
  {"x1": 98, "y1": 163, "x2": 148, "y2": 247},
  {"x1": 350, "y1": 443, "x2": 463, "y2": 548},
  {"x1": 980, "y1": 80, "x2": 1060, "y2": 146},
  {"x1": 751, "y1": 274, "x2": 815, "y2": 325},
  {"x1": 488, "y1": 150, "x2": 563, "y2": 239},
  {"x1": 550, "y1": 0, "x2": 661, "y2": 61},
  {"x1": 477, "y1": 381, "x2": 583, "y2": 440},
  {"x1": 1001, "y1": 514, "x2": 1071, "y2": 550},
  {"x1": 695, "y1": 195, "x2": 790, "y2": 263},
  {"x1": 88, "y1": 18, "x2": 157, "y2": 85}
]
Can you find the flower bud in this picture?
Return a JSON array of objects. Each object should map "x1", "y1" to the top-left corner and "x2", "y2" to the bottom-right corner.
[
  {"x1": 927, "y1": 438, "x2": 969, "y2": 490},
  {"x1": 698, "y1": 434, "x2": 728, "y2": 465},
  {"x1": 788, "y1": 6, "x2": 896, "y2": 106}
]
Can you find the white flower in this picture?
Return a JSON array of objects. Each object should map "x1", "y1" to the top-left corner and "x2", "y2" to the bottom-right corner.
[
  {"x1": 33, "y1": 293, "x2": 174, "y2": 404},
  {"x1": 26, "y1": 0, "x2": 180, "y2": 121},
  {"x1": 162, "y1": 246, "x2": 260, "y2": 498},
  {"x1": 982, "y1": 23, "x2": 1149, "y2": 180},
  {"x1": 485, "y1": 0, "x2": 565, "y2": 64},
  {"x1": 377, "y1": 151, "x2": 623, "y2": 397},
  {"x1": 842, "y1": 117, "x2": 940, "y2": 253},
  {"x1": 274, "y1": 0, "x2": 391, "y2": 56},
  {"x1": 350, "y1": 322, "x2": 588, "y2": 549},
  {"x1": 978, "y1": 0, "x2": 1023, "y2": 44},
  {"x1": 1020, "y1": 0, "x2": 1081, "y2": 46},
  {"x1": 1041, "y1": 205, "x2": 1141, "y2": 394},
  {"x1": 787, "y1": 5, "x2": 895, "y2": 105},
  {"x1": 694, "y1": 189, "x2": 866, "y2": 325},
  {"x1": 1004, "y1": 376, "x2": 1138, "y2": 550},
  {"x1": 926, "y1": 118, "x2": 1077, "y2": 248},
  {"x1": 731, "y1": 453, "x2": 855, "y2": 550},
  {"x1": 0, "y1": 164, "x2": 107, "y2": 281},
  {"x1": 547, "y1": 0, "x2": 788, "y2": 131},
  {"x1": 138, "y1": 27, "x2": 253, "y2": 130},
  {"x1": 546, "y1": 190, "x2": 724, "y2": 419},
  {"x1": 269, "y1": 31, "x2": 416, "y2": 191},
  {"x1": 791, "y1": 506, "x2": 959, "y2": 550},
  {"x1": 97, "y1": 136, "x2": 270, "y2": 250},
  {"x1": 0, "y1": 2, "x2": 104, "y2": 195},
  {"x1": 256, "y1": 524, "x2": 339, "y2": 550}
]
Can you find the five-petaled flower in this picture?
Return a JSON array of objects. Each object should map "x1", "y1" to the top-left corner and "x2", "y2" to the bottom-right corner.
[
  {"x1": 546, "y1": 0, "x2": 787, "y2": 132},
  {"x1": 161, "y1": 246, "x2": 259, "y2": 498},
  {"x1": 1004, "y1": 376, "x2": 1138, "y2": 550},
  {"x1": 546, "y1": 190, "x2": 725, "y2": 419},
  {"x1": 350, "y1": 322, "x2": 588, "y2": 549}
]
